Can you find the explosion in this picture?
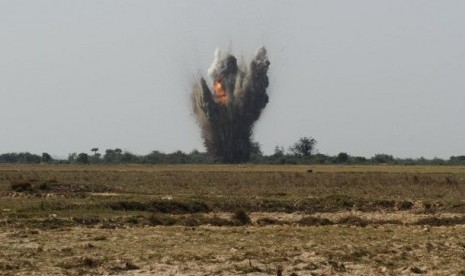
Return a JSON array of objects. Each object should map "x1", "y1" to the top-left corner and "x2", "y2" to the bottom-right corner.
[
  {"x1": 192, "y1": 47, "x2": 270, "y2": 163},
  {"x1": 213, "y1": 79, "x2": 227, "y2": 104}
]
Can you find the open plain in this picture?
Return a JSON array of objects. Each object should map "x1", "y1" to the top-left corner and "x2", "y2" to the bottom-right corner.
[{"x1": 1, "y1": 165, "x2": 465, "y2": 275}]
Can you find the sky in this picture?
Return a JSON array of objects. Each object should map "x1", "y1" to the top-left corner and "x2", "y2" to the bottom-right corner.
[{"x1": 1, "y1": 0, "x2": 464, "y2": 159}]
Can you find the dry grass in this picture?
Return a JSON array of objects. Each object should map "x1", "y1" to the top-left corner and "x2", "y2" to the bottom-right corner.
[
  {"x1": 1, "y1": 225, "x2": 465, "y2": 275},
  {"x1": 1, "y1": 164, "x2": 465, "y2": 274}
]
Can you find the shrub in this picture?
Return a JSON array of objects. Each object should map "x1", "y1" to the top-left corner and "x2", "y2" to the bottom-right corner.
[
  {"x1": 397, "y1": 200, "x2": 414, "y2": 210},
  {"x1": 232, "y1": 210, "x2": 252, "y2": 225},
  {"x1": 124, "y1": 262, "x2": 140, "y2": 270},
  {"x1": 38, "y1": 182, "x2": 50, "y2": 191},
  {"x1": 82, "y1": 257, "x2": 100, "y2": 268},
  {"x1": 148, "y1": 214, "x2": 178, "y2": 226},
  {"x1": 183, "y1": 214, "x2": 205, "y2": 227},
  {"x1": 109, "y1": 200, "x2": 211, "y2": 213},
  {"x1": 73, "y1": 217, "x2": 101, "y2": 226},
  {"x1": 298, "y1": 216, "x2": 333, "y2": 226},
  {"x1": 337, "y1": 216, "x2": 368, "y2": 227},
  {"x1": 415, "y1": 216, "x2": 465, "y2": 226},
  {"x1": 256, "y1": 217, "x2": 280, "y2": 226},
  {"x1": 125, "y1": 216, "x2": 140, "y2": 225},
  {"x1": 208, "y1": 216, "x2": 235, "y2": 226},
  {"x1": 10, "y1": 181, "x2": 33, "y2": 192}
]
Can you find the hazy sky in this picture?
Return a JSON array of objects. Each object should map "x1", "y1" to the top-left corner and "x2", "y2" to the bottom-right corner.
[{"x1": 1, "y1": 1, "x2": 464, "y2": 158}]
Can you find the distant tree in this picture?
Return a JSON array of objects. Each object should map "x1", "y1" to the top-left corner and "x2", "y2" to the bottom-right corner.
[
  {"x1": 0, "y1": 153, "x2": 17, "y2": 163},
  {"x1": 431, "y1": 158, "x2": 446, "y2": 165},
  {"x1": 312, "y1": 153, "x2": 329, "y2": 164},
  {"x1": 91, "y1": 148, "x2": 99, "y2": 155},
  {"x1": 17, "y1": 152, "x2": 41, "y2": 163},
  {"x1": 104, "y1": 148, "x2": 123, "y2": 163},
  {"x1": 372, "y1": 154, "x2": 394, "y2": 164},
  {"x1": 450, "y1": 156, "x2": 465, "y2": 164},
  {"x1": 336, "y1": 152, "x2": 349, "y2": 163},
  {"x1": 0, "y1": 152, "x2": 40, "y2": 164},
  {"x1": 89, "y1": 153, "x2": 101, "y2": 164},
  {"x1": 68, "y1": 153, "x2": 77, "y2": 163},
  {"x1": 76, "y1": 153, "x2": 89, "y2": 164},
  {"x1": 250, "y1": 141, "x2": 263, "y2": 162},
  {"x1": 273, "y1": 145, "x2": 285, "y2": 157},
  {"x1": 189, "y1": 150, "x2": 213, "y2": 164},
  {"x1": 143, "y1": 150, "x2": 164, "y2": 164},
  {"x1": 166, "y1": 151, "x2": 188, "y2": 164},
  {"x1": 41, "y1": 152, "x2": 52, "y2": 163},
  {"x1": 121, "y1": 152, "x2": 138, "y2": 163},
  {"x1": 289, "y1": 137, "x2": 317, "y2": 157},
  {"x1": 352, "y1": 156, "x2": 367, "y2": 164}
]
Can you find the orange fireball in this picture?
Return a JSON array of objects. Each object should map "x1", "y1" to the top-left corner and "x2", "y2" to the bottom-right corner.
[{"x1": 214, "y1": 80, "x2": 228, "y2": 105}]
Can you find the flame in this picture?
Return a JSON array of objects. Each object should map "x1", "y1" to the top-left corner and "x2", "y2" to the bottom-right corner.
[{"x1": 214, "y1": 80, "x2": 228, "y2": 104}]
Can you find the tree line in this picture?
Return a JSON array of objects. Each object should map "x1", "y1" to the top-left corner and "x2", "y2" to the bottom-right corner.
[{"x1": 1, "y1": 137, "x2": 465, "y2": 165}]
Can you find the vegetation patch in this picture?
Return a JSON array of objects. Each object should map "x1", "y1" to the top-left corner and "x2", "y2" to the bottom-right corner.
[
  {"x1": 414, "y1": 216, "x2": 465, "y2": 226},
  {"x1": 256, "y1": 217, "x2": 283, "y2": 226},
  {"x1": 337, "y1": 216, "x2": 369, "y2": 227},
  {"x1": 10, "y1": 181, "x2": 34, "y2": 192},
  {"x1": 2, "y1": 165, "x2": 465, "y2": 275},
  {"x1": 111, "y1": 261, "x2": 140, "y2": 272},
  {"x1": 207, "y1": 215, "x2": 236, "y2": 226},
  {"x1": 109, "y1": 200, "x2": 211, "y2": 213},
  {"x1": 396, "y1": 200, "x2": 414, "y2": 210},
  {"x1": 73, "y1": 217, "x2": 102, "y2": 226},
  {"x1": 59, "y1": 256, "x2": 102, "y2": 269},
  {"x1": 232, "y1": 210, "x2": 252, "y2": 225},
  {"x1": 298, "y1": 216, "x2": 333, "y2": 226},
  {"x1": 147, "y1": 214, "x2": 178, "y2": 226}
]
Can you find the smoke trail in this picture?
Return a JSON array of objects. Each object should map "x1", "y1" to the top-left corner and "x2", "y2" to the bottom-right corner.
[{"x1": 192, "y1": 47, "x2": 270, "y2": 163}]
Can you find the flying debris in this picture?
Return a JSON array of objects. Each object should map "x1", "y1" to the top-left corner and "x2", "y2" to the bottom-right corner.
[{"x1": 192, "y1": 47, "x2": 270, "y2": 163}]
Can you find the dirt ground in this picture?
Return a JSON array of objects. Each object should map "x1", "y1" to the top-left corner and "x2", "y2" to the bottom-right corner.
[
  {"x1": 2, "y1": 215, "x2": 465, "y2": 275},
  {"x1": 2, "y1": 165, "x2": 465, "y2": 275}
]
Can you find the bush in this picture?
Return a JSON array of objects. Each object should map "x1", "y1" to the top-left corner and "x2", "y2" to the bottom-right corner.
[
  {"x1": 232, "y1": 210, "x2": 252, "y2": 225},
  {"x1": 372, "y1": 154, "x2": 394, "y2": 164},
  {"x1": 10, "y1": 181, "x2": 33, "y2": 192},
  {"x1": 298, "y1": 216, "x2": 333, "y2": 226},
  {"x1": 109, "y1": 200, "x2": 211, "y2": 214},
  {"x1": 336, "y1": 152, "x2": 349, "y2": 163},
  {"x1": 208, "y1": 216, "x2": 235, "y2": 226},
  {"x1": 148, "y1": 214, "x2": 177, "y2": 226},
  {"x1": 397, "y1": 200, "x2": 414, "y2": 210},
  {"x1": 415, "y1": 216, "x2": 465, "y2": 226},
  {"x1": 337, "y1": 216, "x2": 369, "y2": 227},
  {"x1": 76, "y1": 153, "x2": 89, "y2": 164},
  {"x1": 82, "y1": 257, "x2": 100, "y2": 268}
]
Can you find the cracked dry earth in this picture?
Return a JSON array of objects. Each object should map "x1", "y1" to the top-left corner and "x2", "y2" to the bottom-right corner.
[{"x1": 2, "y1": 215, "x2": 465, "y2": 275}]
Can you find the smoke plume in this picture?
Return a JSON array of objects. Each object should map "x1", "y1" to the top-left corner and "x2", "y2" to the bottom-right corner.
[{"x1": 192, "y1": 47, "x2": 270, "y2": 163}]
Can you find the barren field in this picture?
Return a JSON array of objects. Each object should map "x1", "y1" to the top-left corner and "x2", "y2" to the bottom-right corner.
[{"x1": 1, "y1": 165, "x2": 465, "y2": 275}]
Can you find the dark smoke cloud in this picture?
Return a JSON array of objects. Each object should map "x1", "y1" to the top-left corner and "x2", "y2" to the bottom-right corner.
[{"x1": 192, "y1": 47, "x2": 270, "y2": 163}]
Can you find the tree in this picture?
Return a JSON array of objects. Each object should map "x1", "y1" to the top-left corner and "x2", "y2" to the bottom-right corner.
[
  {"x1": 143, "y1": 150, "x2": 164, "y2": 164},
  {"x1": 0, "y1": 152, "x2": 41, "y2": 164},
  {"x1": 273, "y1": 145, "x2": 285, "y2": 157},
  {"x1": 250, "y1": 141, "x2": 263, "y2": 162},
  {"x1": 336, "y1": 152, "x2": 349, "y2": 163},
  {"x1": 121, "y1": 152, "x2": 138, "y2": 163},
  {"x1": 91, "y1": 148, "x2": 99, "y2": 155},
  {"x1": 289, "y1": 137, "x2": 317, "y2": 157},
  {"x1": 372, "y1": 154, "x2": 394, "y2": 164},
  {"x1": 103, "y1": 148, "x2": 123, "y2": 163},
  {"x1": 76, "y1": 153, "x2": 89, "y2": 164},
  {"x1": 68, "y1": 153, "x2": 77, "y2": 163},
  {"x1": 352, "y1": 156, "x2": 367, "y2": 163},
  {"x1": 41, "y1": 152, "x2": 52, "y2": 163},
  {"x1": 312, "y1": 153, "x2": 329, "y2": 164}
]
